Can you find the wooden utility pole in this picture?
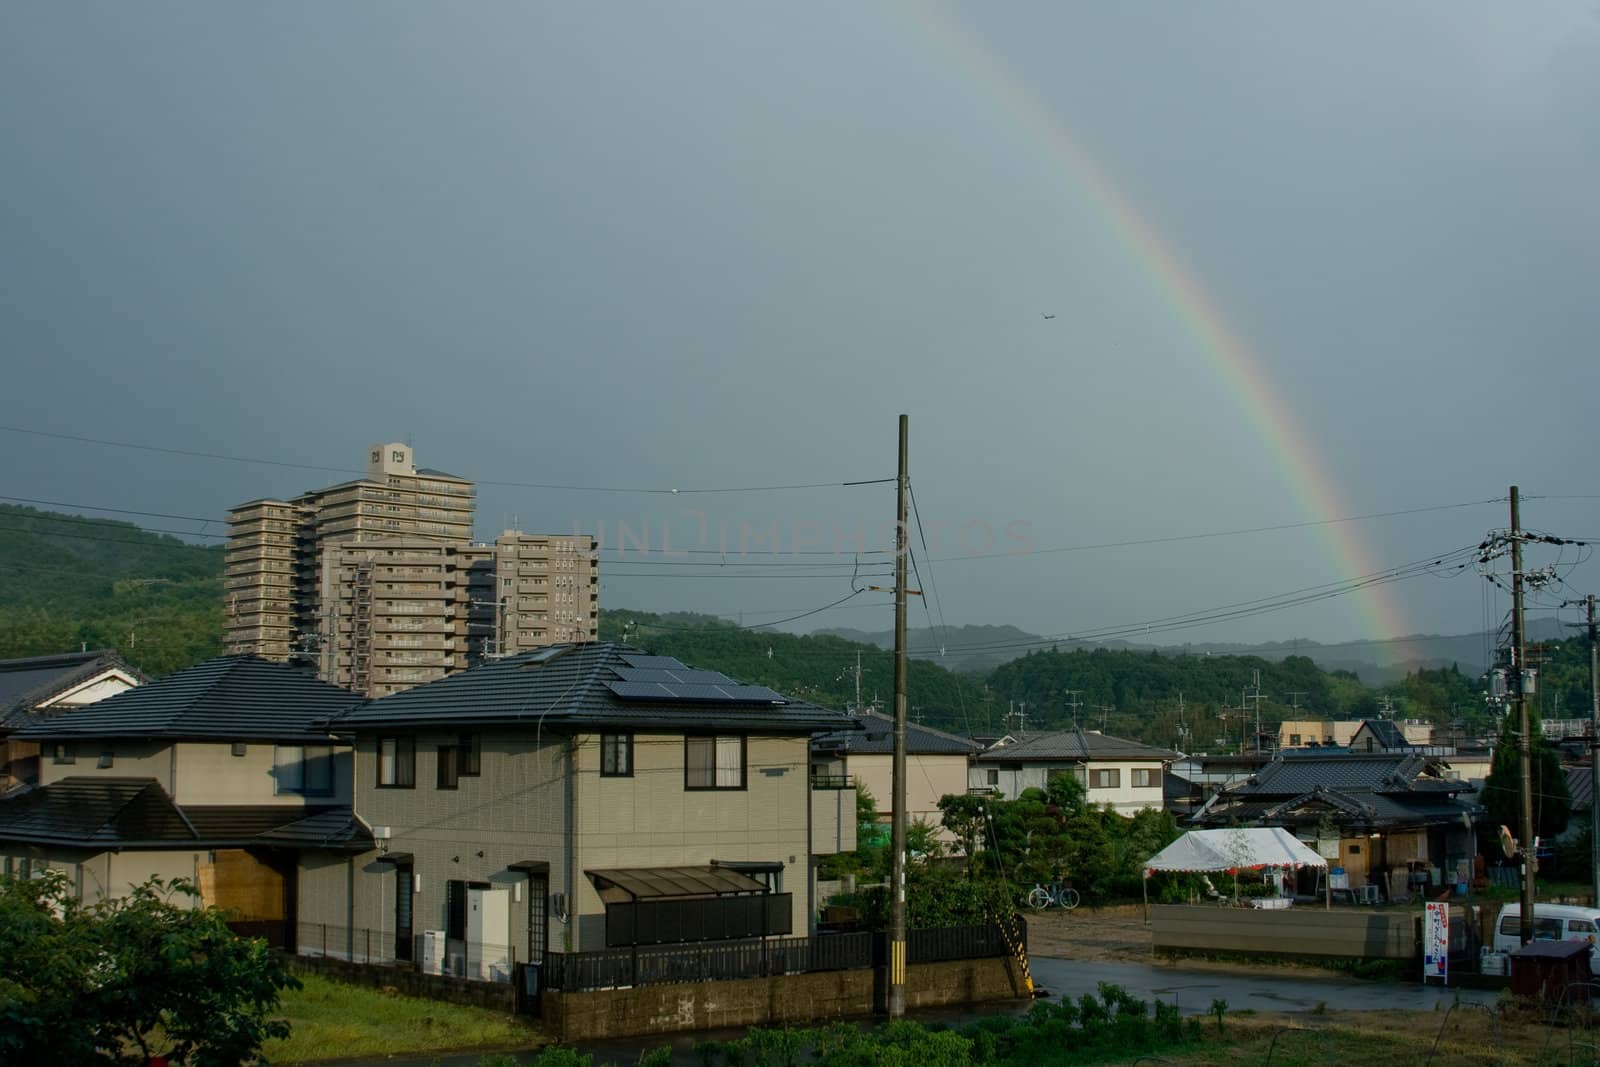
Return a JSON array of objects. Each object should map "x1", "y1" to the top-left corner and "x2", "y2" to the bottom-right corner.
[
  {"x1": 1511, "y1": 486, "x2": 1537, "y2": 945},
  {"x1": 888, "y1": 414, "x2": 909, "y2": 1017}
]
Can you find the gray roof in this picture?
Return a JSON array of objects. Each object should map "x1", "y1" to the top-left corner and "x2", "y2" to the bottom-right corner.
[
  {"x1": 0, "y1": 776, "x2": 367, "y2": 851},
  {"x1": 1228, "y1": 752, "x2": 1461, "y2": 797},
  {"x1": 973, "y1": 728, "x2": 1178, "y2": 764},
  {"x1": 330, "y1": 643, "x2": 854, "y2": 734},
  {"x1": 813, "y1": 711, "x2": 981, "y2": 756},
  {"x1": 1352, "y1": 719, "x2": 1409, "y2": 750},
  {"x1": 1195, "y1": 787, "x2": 1478, "y2": 830},
  {"x1": 0, "y1": 650, "x2": 141, "y2": 729},
  {"x1": 14, "y1": 656, "x2": 361, "y2": 742}
]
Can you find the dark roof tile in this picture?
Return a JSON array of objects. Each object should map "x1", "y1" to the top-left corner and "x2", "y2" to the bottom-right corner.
[
  {"x1": 15, "y1": 656, "x2": 361, "y2": 742},
  {"x1": 331, "y1": 643, "x2": 852, "y2": 734},
  {"x1": 973, "y1": 727, "x2": 1177, "y2": 764}
]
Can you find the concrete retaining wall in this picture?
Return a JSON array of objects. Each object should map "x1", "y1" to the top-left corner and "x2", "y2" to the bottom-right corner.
[
  {"x1": 1152, "y1": 904, "x2": 1478, "y2": 961},
  {"x1": 540, "y1": 957, "x2": 1024, "y2": 1042},
  {"x1": 287, "y1": 954, "x2": 516, "y2": 1013}
]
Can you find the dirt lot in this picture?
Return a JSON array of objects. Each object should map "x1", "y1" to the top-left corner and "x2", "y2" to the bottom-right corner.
[{"x1": 1023, "y1": 903, "x2": 1153, "y2": 961}]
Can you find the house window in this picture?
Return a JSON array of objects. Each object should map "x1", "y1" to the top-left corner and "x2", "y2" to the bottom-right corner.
[
  {"x1": 437, "y1": 743, "x2": 459, "y2": 790},
  {"x1": 986, "y1": 769, "x2": 999, "y2": 786},
  {"x1": 686, "y1": 735, "x2": 745, "y2": 790},
  {"x1": 1088, "y1": 769, "x2": 1120, "y2": 789},
  {"x1": 52, "y1": 744, "x2": 75, "y2": 765},
  {"x1": 378, "y1": 737, "x2": 415, "y2": 788},
  {"x1": 457, "y1": 734, "x2": 480, "y2": 777},
  {"x1": 1288, "y1": 734, "x2": 1301, "y2": 747},
  {"x1": 275, "y1": 745, "x2": 334, "y2": 797},
  {"x1": 1131, "y1": 768, "x2": 1159, "y2": 788},
  {"x1": 601, "y1": 734, "x2": 633, "y2": 777}
]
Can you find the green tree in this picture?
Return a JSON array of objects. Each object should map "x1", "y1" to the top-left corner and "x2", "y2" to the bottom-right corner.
[
  {"x1": 0, "y1": 871, "x2": 299, "y2": 1065},
  {"x1": 1481, "y1": 704, "x2": 1570, "y2": 846}
]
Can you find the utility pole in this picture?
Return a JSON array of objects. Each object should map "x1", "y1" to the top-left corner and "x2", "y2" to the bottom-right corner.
[
  {"x1": 1588, "y1": 594, "x2": 1599, "y2": 908},
  {"x1": 1511, "y1": 486, "x2": 1537, "y2": 946},
  {"x1": 1064, "y1": 690, "x2": 1083, "y2": 729},
  {"x1": 888, "y1": 414, "x2": 909, "y2": 1018}
]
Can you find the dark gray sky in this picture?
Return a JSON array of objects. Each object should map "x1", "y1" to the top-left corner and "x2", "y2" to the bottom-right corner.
[{"x1": 4, "y1": 2, "x2": 1597, "y2": 656}]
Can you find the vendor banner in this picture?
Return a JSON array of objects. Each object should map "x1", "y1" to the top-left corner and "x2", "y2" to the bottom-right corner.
[{"x1": 1424, "y1": 902, "x2": 1449, "y2": 981}]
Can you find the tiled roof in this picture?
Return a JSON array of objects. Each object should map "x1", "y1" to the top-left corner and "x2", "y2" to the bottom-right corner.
[
  {"x1": 330, "y1": 643, "x2": 853, "y2": 734},
  {"x1": 1229, "y1": 752, "x2": 1456, "y2": 796},
  {"x1": 14, "y1": 656, "x2": 361, "y2": 742},
  {"x1": 254, "y1": 809, "x2": 374, "y2": 850},
  {"x1": 0, "y1": 776, "x2": 364, "y2": 850},
  {"x1": 0, "y1": 650, "x2": 140, "y2": 729},
  {"x1": 973, "y1": 728, "x2": 1177, "y2": 764},
  {"x1": 1354, "y1": 719, "x2": 1409, "y2": 749},
  {"x1": 813, "y1": 711, "x2": 981, "y2": 756},
  {"x1": 1195, "y1": 786, "x2": 1477, "y2": 829},
  {"x1": 0, "y1": 778, "x2": 193, "y2": 846}
]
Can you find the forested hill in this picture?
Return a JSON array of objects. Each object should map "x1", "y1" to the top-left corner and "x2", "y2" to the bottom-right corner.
[
  {"x1": 597, "y1": 609, "x2": 1011, "y2": 734},
  {"x1": 0, "y1": 504, "x2": 225, "y2": 675}
]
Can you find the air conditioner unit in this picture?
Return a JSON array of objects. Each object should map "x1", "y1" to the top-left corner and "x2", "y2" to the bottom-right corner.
[
  {"x1": 371, "y1": 826, "x2": 393, "y2": 840},
  {"x1": 421, "y1": 930, "x2": 447, "y2": 976}
]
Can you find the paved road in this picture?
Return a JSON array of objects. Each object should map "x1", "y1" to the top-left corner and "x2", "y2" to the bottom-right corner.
[{"x1": 1029, "y1": 956, "x2": 1497, "y2": 1016}]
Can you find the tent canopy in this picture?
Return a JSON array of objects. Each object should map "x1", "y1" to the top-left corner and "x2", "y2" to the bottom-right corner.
[{"x1": 1142, "y1": 827, "x2": 1326, "y2": 877}]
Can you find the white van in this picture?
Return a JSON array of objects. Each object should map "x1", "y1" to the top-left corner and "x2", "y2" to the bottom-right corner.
[{"x1": 1491, "y1": 903, "x2": 1600, "y2": 959}]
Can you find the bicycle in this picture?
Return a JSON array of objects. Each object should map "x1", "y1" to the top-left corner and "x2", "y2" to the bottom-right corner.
[{"x1": 1027, "y1": 880, "x2": 1079, "y2": 911}]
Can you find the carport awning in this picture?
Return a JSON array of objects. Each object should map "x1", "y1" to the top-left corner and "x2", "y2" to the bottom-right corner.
[{"x1": 587, "y1": 865, "x2": 767, "y2": 900}]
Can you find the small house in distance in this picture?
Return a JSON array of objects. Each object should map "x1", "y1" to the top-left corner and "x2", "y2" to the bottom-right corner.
[
  {"x1": 811, "y1": 710, "x2": 981, "y2": 843},
  {"x1": 0, "y1": 650, "x2": 143, "y2": 791},
  {"x1": 969, "y1": 727, "x2": 1176, "y2": 813}
]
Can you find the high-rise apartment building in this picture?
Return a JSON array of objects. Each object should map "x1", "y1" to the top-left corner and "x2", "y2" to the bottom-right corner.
[{"x1": 224, "y1": 444, "x2": 598, "y2": 695}]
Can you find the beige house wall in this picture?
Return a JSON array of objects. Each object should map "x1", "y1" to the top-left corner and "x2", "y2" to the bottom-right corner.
[
  {"x1": 36, "y1": 739, "x2": 351, "y2": 807},
  {"x1": 850, "y1": 752, "x2": 969, "y2": 841},
  {"x1": 346, "y1": 730, "x2": 823, "y2": 957}
]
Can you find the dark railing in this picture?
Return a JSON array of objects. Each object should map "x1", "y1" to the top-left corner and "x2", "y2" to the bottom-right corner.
[
  {"x1": 908, "y1": 922, "x2": 1013, "y2": 964},
  {"x1": 539, "y1": 922, "x2": 1013, "y2": 993},
  {"x1": 809, "y1": 774, "x2": 854, "y2": 790}
]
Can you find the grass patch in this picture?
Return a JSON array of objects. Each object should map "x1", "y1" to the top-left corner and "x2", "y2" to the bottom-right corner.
[{"x1": 262, "y1": 972, "x2": 540, "y2": 1065}]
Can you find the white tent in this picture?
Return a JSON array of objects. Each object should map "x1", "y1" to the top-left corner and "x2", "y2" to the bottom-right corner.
[
  {"x1": 1143, "y1": 827, "x2": 1327, "y2": 876},
  {"x1": 1141, "y1": 828, "x2": 1328, "y2": 914}
]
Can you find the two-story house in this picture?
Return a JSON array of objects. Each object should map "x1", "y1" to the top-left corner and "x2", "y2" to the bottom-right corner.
[
  {"x1": 969, "y1": 728, "x2": 1176, "y2": 813},
  {"x1": 307, "y1": 643, "x2": 856, "y2": 981},
  {"x1": 0, "y1": 655, "x2": 365, "y2": 946},
  {"x1": 811, "y1": 711, "x2": 980, "y2": 843},
  {"x1": 0, "y1": 650, "x2": 144, "y2": 791}
]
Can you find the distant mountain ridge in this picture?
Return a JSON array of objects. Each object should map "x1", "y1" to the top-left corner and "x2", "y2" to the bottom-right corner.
[{"x1": 814, "y1": 619, "x2": 1568, "y2": 683}]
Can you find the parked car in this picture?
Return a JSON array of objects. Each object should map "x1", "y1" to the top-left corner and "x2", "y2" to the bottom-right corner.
[{"x1": 1491, "y1": 903, "x2": 1600, "y2": 960}]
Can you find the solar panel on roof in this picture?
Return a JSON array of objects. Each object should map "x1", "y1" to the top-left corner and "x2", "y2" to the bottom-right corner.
[
  {"x1": 606, "y1": 681, "x2": 675, "y2": 700},
  {"x1": 621, "y1": 655, "x2": 687, "y2": 670},
  {"x1": 661, "y1": 684, "x2": 739, "y2": 701},
  {"x1": 719, "y1": 685, "x2": 787, "y2": 703},
  {"x1": 612, "y1": 667, "x2": 736, "y2": 685}
]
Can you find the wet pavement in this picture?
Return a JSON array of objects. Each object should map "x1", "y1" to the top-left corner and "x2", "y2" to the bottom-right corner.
[{"x1": 1029, "y1": 957, "x2": 1498, "y2": 1016}]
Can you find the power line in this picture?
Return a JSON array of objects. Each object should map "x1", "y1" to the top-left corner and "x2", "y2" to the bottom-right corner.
[
  {"x1": 0, "y1": 511, "x2": 227, "y2": 540},
  {"x1": 930, "y1": 497, "x2": 1505, "y2": 563},
  {"x1": 0, "y1": 424, "x2": 891, "y2": 495},
  {"x1": 0, "y1": 523, "x2": 224, "y2": 550},
  {"x1": 0, "y1": 495, "x2": 223, "y2": 526}
]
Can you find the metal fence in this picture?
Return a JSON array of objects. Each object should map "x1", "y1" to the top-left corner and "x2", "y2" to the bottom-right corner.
[{"x1": 538, "y1": 922, "x2": 1015, "y2": 993}]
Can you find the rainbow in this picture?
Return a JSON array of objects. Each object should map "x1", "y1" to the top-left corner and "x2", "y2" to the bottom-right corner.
[{"x1": 906, "y1": 5, "x2": 1407, "y2": 644}]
